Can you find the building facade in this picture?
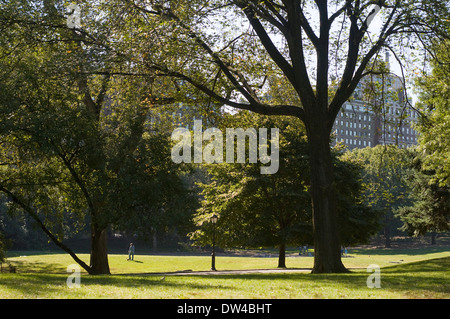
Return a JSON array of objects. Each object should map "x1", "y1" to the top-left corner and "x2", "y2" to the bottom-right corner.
[{"x1": 332, "y1": 73, "x2": 418, "y2": 150}]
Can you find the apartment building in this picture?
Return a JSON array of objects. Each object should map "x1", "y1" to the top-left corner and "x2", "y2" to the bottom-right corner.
[{"x1": 332, "y1": 72, "x2": 418, "y2": 150}]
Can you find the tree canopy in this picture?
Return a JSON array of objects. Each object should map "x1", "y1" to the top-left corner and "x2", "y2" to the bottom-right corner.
[
  {"x1": 395, "y1": 40, "x2": 450, "y2": 237},
  {"x1": 414, "y1": 40, "x2": 450, "y2": 187},
  {"x1": 192, "y1": 111, "x2": 381, "y2": 267},
  {"x1": 103, "y1": 0, "x2": 448, "y2": 273},
  {"x1": 396, "y1": 153, "x2": 450, "y2": 238},
  {"x1": 0, "y1": 0, "x2": 448, "y2": 274},
  {"x1": 0, "y1": 0, "x2": 195, "y2": 274},
  {"x1": 344, "y1": 144, "x2": 413, "y2": 247}
]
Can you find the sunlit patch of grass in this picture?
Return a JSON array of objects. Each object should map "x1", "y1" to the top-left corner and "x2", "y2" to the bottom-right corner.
[{"x1": 2, "y1": 247, "x2": 449, "y2": 299}]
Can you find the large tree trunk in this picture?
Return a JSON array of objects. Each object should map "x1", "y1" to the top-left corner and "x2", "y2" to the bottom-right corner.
[
  {"x1": 307, "y1": 122, "x2": 349, "y2": 274},
  {"x1": 90, "y1": 227, "x2": 110, "y2": 275},
  {"x1": 277, "y1": 243, "x2": 286, "y2": 268}
]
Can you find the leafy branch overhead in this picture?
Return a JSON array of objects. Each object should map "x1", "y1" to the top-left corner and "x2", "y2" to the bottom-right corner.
[{"x1": 122, "y1": 0, "x2": 449, "y2": 123}]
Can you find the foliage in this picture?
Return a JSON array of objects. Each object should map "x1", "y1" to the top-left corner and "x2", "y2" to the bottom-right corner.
[
  {"x1": 333, "y1": 152, "x2": 384, "y2": 246},
  {"x1": 191, "y1": 112, "x2": 312, "y2": 251},
  {"x1": 0, "y1": 0, "x2": 196, "y2": 273},
  {"x1": 394, "y1": 40, "x2": 450, "y2": 238},
  {"x1": 102, "y1": 0, "x2": 449, "y2": 273},
  {"x1": 414, "y1": 40, "x2": 450, "y2": 187},
  {"x1": 0, "y1": 233, "x2": 6, "y2": 263},
  {"x1": 111, "y1": 131, "x2": 199, "y2": 241},
  {"x1": 344, "y1": 145, "x2": 413, "y2": 210},
  {"x1": 191, "y1": 111, "x2": 381, "y2": 253},
  {"x1": 396, "y1": 153, "x2": 450, "y2": 236},
  {"x1": 1, "y1": 0, "x2": 449, "y2": 273},
  {"x1": 343, "y1": 145, "x2": 413, "y2": 245},
  {"x1": 100, "y1": 0, "x2": 450, "y2": 118}
]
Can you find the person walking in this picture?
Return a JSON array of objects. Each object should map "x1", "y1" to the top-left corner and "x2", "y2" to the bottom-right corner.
[{"x1": 128, "y1": 243, "x2": 135, "y2": 261}]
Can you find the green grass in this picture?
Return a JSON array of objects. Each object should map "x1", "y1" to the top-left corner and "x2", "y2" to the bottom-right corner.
[
  {"x1": 5, "y1": 246, "x2": 450, "y2": 274},
  {"x1": 1, "y1": 247, "x2": 449, "y2": 299}
]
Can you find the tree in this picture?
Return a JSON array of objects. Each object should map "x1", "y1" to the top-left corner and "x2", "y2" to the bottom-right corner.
[
  {"x1": 192, "y1": 111, "x2": 380, "y2": 268},
  {"x1": 108, "y1": 0, "x2": 449, "y2": 272},
  {"x1": 396, "y1": 153, "x2": 450, "y2": 242},
  {"x1": 414, "y1": 40, "x2": 450, "y2": 187},
  {"x1": 396, "y1": 40, "x2": 450, "y2": 240},
  {"x1": 0, "y1": 0, "x2": 189, "y2": 274},
  {"x1": 344, "y1": 144, "x2": 412, "y2": 247}
]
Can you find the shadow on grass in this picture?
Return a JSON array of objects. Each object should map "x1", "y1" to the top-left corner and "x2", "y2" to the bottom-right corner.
[
  {"x1": 382, "y1": 256, "x2": 450, "y2": 273},
  {"x1": 0, "y1": 272, "x2": 234, "y2": 298},
  {"x1": 6, "y1": 259, "x2": 66, "y2": 274},
  {"x1": 1, "y1": 257, "x2": 447, "y2": 298},
  {"x1": 182, "y1": 257, "x2": 450, "y2": 297}
]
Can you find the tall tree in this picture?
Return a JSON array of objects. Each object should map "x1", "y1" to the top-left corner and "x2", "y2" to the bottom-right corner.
[
  {"x1": 396, "y1": 153, "x2": 450, "y2": 241},
  {"x1": 344, "y1": 144, "x2": 412, "y2": 247},
  {"x1": 396, "y1": 41, "x2": 450, "y2": 239},
  {"x1": 112, "y1": 0, "x2": 449, "y2": 272},
  {"x1": 414, "y1": 40, "x2": 450, "y2": 187},
  {"x1": 0, "y1": 0, "x2": 185, "y2": 274}
]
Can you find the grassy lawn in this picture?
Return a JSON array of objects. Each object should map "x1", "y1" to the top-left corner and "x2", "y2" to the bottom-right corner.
[{"x1": 0, "y1": 247, "x2": 449, "y2": 299}]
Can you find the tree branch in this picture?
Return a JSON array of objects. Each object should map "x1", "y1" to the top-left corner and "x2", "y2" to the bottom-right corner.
[
  {"x1": 281, "y1": 0, "x2": 316, "y2": 108},
  {"x1": 236, "y1": 2, "x2": 297, "y2": 88},
  {"x1": 0, "y1": 184, "x2": 93, "y2": 274},
  {"x1": 156, "y1": 65, "x2": 307, "y2": 120}
]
